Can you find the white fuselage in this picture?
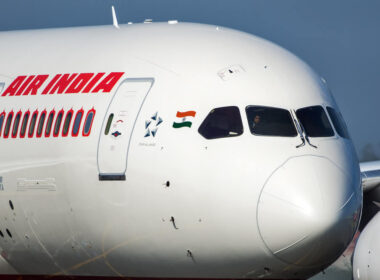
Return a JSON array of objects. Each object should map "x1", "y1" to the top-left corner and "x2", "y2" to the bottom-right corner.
[{"x1": 0, "y1": 23, "x2": 362, "y2": 279}]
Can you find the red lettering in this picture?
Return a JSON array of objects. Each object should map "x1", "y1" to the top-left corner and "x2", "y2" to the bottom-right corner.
[
  {"x1": 42, "y1": 74, "x2": 61, "y2": 95},
  {"x1": 2, "y1": 72, "x2": 125, "y2": 96},
  {"x1": 15, "y1": 75, "x2": 35, "y2": 96},
  {"x1": 1, "y1": 76, "x2": 27, "y2": 96},
  {"x1": 65, "y1": 73, "x2": 94, "y2": 94},
  {"x1": 23, "y1": 75, "x2": 49, "y2": 95},
  {"x1": 47, "y1": 73, "x2": 78, "y2": 94},
  {"x1": 82, "y1": 73, "x2": 105, "y2": 93},
  {"x1": 91, "y1": 72, "x2": 124, "y2": 93}
]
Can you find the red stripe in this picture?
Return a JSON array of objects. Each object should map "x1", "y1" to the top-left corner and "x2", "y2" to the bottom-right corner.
[{"x1": 176, "y1": 111, "x2": 196, "y2": 118}]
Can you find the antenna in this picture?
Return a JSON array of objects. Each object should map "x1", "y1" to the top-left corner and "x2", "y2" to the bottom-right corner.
[{"x1": 111, "y1": 6, "x2": 119, "y2": 29}]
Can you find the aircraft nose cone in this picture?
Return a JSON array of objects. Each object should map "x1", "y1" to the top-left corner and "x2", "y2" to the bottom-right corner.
[{"x1": 257, "y1": 156, "x2": 361, "y2": 267}]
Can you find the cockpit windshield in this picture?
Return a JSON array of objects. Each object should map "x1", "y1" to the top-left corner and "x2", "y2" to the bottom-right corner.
[
  {"x1": 246, "y1": 106, "x2": 297, "y2": 137},
  {"x1": 296, "y1": 106, "x2": 334, "y2": 137}
]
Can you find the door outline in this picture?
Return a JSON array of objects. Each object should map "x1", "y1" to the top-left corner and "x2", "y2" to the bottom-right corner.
[{"x1": 97, "y1": 78, "x2": 155, "y2": 180}]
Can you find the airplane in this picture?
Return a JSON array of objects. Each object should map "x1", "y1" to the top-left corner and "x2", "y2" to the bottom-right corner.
[{"x1": 0, "y1": 16, "x2": 378, "y2": 280}]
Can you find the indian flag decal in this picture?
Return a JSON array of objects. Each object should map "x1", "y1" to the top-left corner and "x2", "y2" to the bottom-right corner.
[{"x1": 172, "y1": 111, "x2": 196, "y2": 128}]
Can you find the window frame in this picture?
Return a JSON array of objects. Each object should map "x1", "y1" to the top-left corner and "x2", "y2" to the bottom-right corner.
[
  {"x1": 0, "y1": 111, "x2": 5, "y2": 137},
  {"x1": 53, "y1": 109, "x2": 64, "y2": 137},
  {"x1": 3, "y1": 111, "x2": 14, "y2": 139},
  {"x1": 62, "y1": 109, "x2": 74, "y2": 137},
  {"x1": 36, "y1": 110, "x2": 47, "y2": 138},
  {"x1": 20, "y1": 110, "x2": 30, "y2": 138},
  {"x1": 28, "y1": 110, "x2": 39, "y2": 138},
  {"x1": 72, "y1": 109, "x2": 84, "y2": 137},
  {"x1": 245, "y1": 105, "x2": 298, "y2": 138},
  {"x1": 82, "y1": 108, "x2": 96, "y2": 137},
  {"x1": 45, "y1": 109, "x2": 56, "y2": 138},
  {"x1": 12, "y1": 110, "x2": 22, "y2": 138}
]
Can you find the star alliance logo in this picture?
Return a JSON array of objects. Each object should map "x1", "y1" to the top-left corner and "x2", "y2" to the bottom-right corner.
[{"x1": 144, "y1": 112, "x2": 163, "y2": 137}]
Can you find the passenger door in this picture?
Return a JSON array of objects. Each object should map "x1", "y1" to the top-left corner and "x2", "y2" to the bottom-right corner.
[{"x1": 97, "y1": 78, "x2": 154, "y2": 180}]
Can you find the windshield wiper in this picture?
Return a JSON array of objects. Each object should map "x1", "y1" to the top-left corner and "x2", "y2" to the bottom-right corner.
[
  {"x1": 291, "y1": 110, "x2": 317, "y2": 149},
  {"x1": 299, "y1": 122, "x2": 317, "y2": 149},
  {"x1": 291, "y1": 110, "x2": 305, "y2": 148}
]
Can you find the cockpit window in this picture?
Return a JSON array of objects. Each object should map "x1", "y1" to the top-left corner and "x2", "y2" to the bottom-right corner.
[
  {"x1": 326, "y1": 107, "x2": 350, "y2": 139},
  {"x1": 296, "y1": 106, "x2": 334, "y2": 137},
  {"x1": 246, "y1": 106, "x2": 297, "y2": 137},
  {"x1": 198, "y1": 106, "x2": 243, "y2": 139}
]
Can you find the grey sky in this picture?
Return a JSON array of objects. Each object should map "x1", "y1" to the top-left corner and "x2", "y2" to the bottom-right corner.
[{"x1": 1, "y1": 0, "x2": 379, "y2": 159}]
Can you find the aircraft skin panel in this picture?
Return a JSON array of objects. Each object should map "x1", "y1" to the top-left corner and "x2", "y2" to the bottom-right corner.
[{"x1": 0, "y1": 23, "x2": 362, "y2": 279}]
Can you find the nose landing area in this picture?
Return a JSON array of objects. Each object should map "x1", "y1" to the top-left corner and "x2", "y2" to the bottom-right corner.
[{"x1": 257, "y1": 156, "x2": 360, "y2": 267}]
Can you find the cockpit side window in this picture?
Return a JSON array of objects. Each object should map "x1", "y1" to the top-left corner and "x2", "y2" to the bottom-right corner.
[
  {"x1": 198, "y1": 106, "x2": 243, "y2": 139},
  {"x1": 246, "y1": 106, "x2": 297, "y2": 137},
  {"x1": 326, "y1": 107, "x2": 350, "y2": 139},
  {"x1": 296, "y1": 106, "x2": 334, "y2": 137}
]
